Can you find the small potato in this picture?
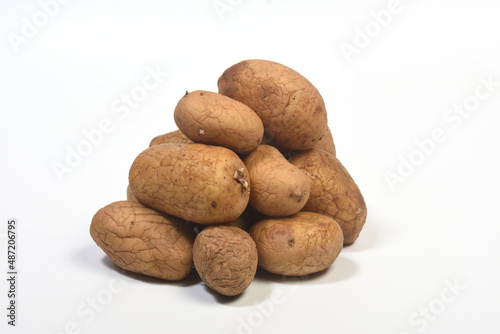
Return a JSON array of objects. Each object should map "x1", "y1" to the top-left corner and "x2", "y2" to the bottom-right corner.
[
  {"x1": 193, "y1": 225, "x2": 258, "y2": 296},
  {"x1": 90, "y1": 201, "x2": 195, "y2": 280},
  {"x1": 243, "y1": 145, "x2": 310, "y2": 217},
  {"x1": 129, "y1": 143, "x2": 250, "y2": 225},
  {"x1": 149, "y1": 129, "x2": 193, "y2": 147},
  {"x1": 250, "y1": 212, "x2": 343, "y2": 276},
  {"x1": 315, "y1": 126, "x2": 336, "y2": 155},
  {"x1": 290, "y1": 149, "x2": 367, "y2": 244},
  {"x1": 218, "y1": 59, "x2": 327, "y2": 150},
  {"x1": 174, "y1": 90, "x2": 264, "y2": 153}
]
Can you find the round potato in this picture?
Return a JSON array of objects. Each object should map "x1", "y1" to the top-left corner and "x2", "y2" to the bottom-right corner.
[
  {"x1": 218, "y1": 59, "x2": 327, "y2": 150},
  {"x1": 250, "y1": 212, "x2": 343, "y2": 276},
  {"x1": 174, "y1": 90, "x2": 264, "y2": 153},
  {"x1": 90, "y1": 201, "x2": 196, "y2": 280},
  {"x1": 290, "y1": 149, "x2": 367, "y2": 244},
  {"x1": 243, "y1": 145, "x2": 310, "y2": 217},
  {"x1": 193, "y1": 225, "x2": 258, "y2": 296},
  {"x1": 129, "y1": 143, "x2": 250, "y2": 225},
  {"x1": 149, "y1": 129, "x2": 193, "y2": 147}
]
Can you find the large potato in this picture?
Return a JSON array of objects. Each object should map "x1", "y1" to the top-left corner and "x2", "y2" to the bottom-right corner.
[
  {"x1": 250, "y1": 212, "x2": 343, "y2": 276},
  {"x1": 129, "y1": 143, "x2": 250, "y2": 224},
  {"x1": 290, "y1": 149, "x2": 367, "y2": 244},
  {"x1": 243, "y1": 145, "x2": 310, "y2": 217},
  {"x1": 149, "y1": 129, "x2": 193, "y2": 147},
  {"x1": 174, "y1": 90, "x2": 264, "y2": 153},
  {"x1": 217, "y1": 59, "x2": 327, "y2": 150},
  {"x1": 90, "y1": 201, "x2": 195, "y2": 280},
  {"x1": 193, "y1": 225, "x2": 258, "y2": 296}
]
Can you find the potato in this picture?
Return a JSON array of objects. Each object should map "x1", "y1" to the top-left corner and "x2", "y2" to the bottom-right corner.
[
  {"x1": 174, "y1": 90, "x2": 264, "y2": 153},
  {"x1": 149, "y1": 129, "x2": 193, "y2": 147},
  {"x1": 290, "y1": 149, "x2": 367, "y2": 244},
  {"x1": 90, "y1": 201, "x2": 195, "y2": 280},
  {"x1": 249, "y1": 212, "x2": 343, "y2": 276},
  {"x1": 193, "y1": 225, "x2": 258, "y2": 296},
  {"x1": 243, "y1": 145, "x2": 310, "y2": 217},
  {"x1": 315, "y1": 126, "x2": 336, "y2": 155},
  {"x1": 218, "y1": 59, "x2": 327, "y2": 150},
  {"x1": 129, "y1": 143, "x2": 250, "y2": 225}
]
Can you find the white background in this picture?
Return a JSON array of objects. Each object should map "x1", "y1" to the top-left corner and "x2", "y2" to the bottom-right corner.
[{"x1": 1, "y1": 0, "x2": 500, "y2": 333}]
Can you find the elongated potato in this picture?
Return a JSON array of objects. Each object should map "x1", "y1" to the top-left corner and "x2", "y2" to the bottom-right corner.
[
  {"x1": 149, "y1": 129, "x2": 193, "y2": 147},
  {"x1": 290, "y1": 149, "x2": 367, "y2": 244},
  {"x1": 193, "y1": 225, "x2": 258, "y2": 296},
  {"x1": 90, "y1": 201, "x2": 195, "y2": 280},
  {"x1": 129, "y1": 143, "x2": 250, "y2": 224},
  {"x1": 250, "y1": 212, "x2": 343, "y2": 276},
  {"x1": 174, "y1": 90, "x2": 264, "y2": 153},
  {"x1": 243, "y1": 145, "x2": 310, "y2": 216},
  {"x1": 218, "y1": 59, "x2": 327, "y2": 150}
]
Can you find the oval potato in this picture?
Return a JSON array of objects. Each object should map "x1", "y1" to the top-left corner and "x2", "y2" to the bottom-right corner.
[
  {"x1": 218, "y1": 59, "x2": 327, "y2": 150},
  {"x1": 129, "y1": 143, "x2": 250, "y2": 224},
  {"x1": 90, "y1": 201, "x2": 195, "y2": 280},
  {"x1": 174, "y1": 90, "x2": 264, "y2": 153},
  {"x1": 290, "y1": 149, "x2": 367, "y2": 244},
  {"x1": 243, "y1": 145, "x2": 310, "y2": 217},
  {"x1": 250, "y1": 212, "x2": 343, "y2": 276}
]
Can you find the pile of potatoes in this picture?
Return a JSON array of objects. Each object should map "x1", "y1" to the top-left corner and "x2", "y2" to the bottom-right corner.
[{"x1": 90, "y1": 59, "x2": 367, "y2": 296}]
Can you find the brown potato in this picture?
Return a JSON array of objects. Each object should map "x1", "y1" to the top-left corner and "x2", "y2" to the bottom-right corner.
[
  {"x1": 149, "y1": 129, "x2": 193, "y2": 147},
  {"x1": 243, "y1": 145, "x2": 310, "y2": 217},
  {"x1": 315, "y1": 126, "x2": 336, "y2": 155},
  {"x1": 174, "y1": 90, "x2": 264, "y2": 153},
  {"x1": 218, "y1": 59, "x2": 327, "y2": 150},
  {"x1": 250, "y1": 212, "x2": 343, "y2": 276},
  {"x1": 129, "y1": 143, "x2": 250, "y2": 225},
  {"x1": 290, "y1": 149, "x2": 367, "y2": 244},
  {"x1": 193, "y1": 225, "x2": 258, "y2": 296},
  {"x1": 90, "y1": 201, "x2": 195, "y2": 280}
]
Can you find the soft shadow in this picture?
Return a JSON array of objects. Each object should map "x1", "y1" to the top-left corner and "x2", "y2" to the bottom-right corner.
[
  {"x1": 254, "y1": 256, "x2": 357, "y2": 285},
  {"x1": 342, "y1": 221, "x2": 378, "y2": 252}
]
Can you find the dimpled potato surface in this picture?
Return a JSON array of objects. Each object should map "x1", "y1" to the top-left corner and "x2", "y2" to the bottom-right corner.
[
  {"x1": 290, "y1": 149, "x2": 367, "y2": 244},
  {"x1": 90, "y1": 201, "x2": 195, "y2": 280},
  {"x1": 250, "y1": 212, "x2": 343, "y2": 276},
  {"x1": 218, "y1": 59, "x2": 327, "y2": 150},
  {"x1": 129, "y1": 143, "x2": 250, "y2": 225}
]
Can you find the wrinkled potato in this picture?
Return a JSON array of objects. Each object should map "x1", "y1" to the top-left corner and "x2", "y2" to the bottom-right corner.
[
  {"x1": 174, "y1": 90, "x2": 264, "y2": 153},
  {"x1": 290, "y1": 149, "x2": 367, "y2": 244},
  {"x1": 218, "y1": 59, "x2": 327, "y2": 150},
  {"x1": 193, "y1": 225, "x2": 258, "y2": 296},
  {"x1": 250, "y1": 212, "x2": 343, "y2": 276},
  {"x1": 149, "y1": 129, "x2": 193, "y2": 147},
  {"x1": 315, "y1": 126, "x2": 336, "y2": 155},
  {"x1": 129, "y1": 143, "x2": 250, "y2": 225},
  {"x1": 243, "y1": 145, "x2": 310, "y2": 217},
  {"x1": 90, "y1": 201, "x2": 195, "y2": 280}
]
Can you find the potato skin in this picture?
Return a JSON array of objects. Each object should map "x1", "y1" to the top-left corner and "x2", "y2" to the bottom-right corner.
[
  {"x1": 315, "y1": 126, "x2": 336, "y2": 155},
  {"x1": 129, "y1": 143, "x2": 250, "y2": 225},
  {"x1": 218, "y1": 59, "x2": 327, "y2": 150},
  {"x1": 149, "y1": 129, "x2": 193, "y2": 147},
  {"x1": 250, "y1": 212, "x2": 343, "y2": 276},
  {"x1": 243, "y1": 145, "x2": 310, "y2": 217},
  {"x1": 174, "y1": 90, "x2": 264, "y2": 153},
  {"x1": 90, "y1": 201, "x2": 195, "y2": 280},
  {"x1": 193, "y1": 225, "x2": 258, "y2": 296},
  {"x1": 290, "y1": 149, "x2": 367, "y2": 244}
]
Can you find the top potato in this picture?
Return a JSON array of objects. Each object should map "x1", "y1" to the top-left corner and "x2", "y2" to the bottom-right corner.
[
  {"x1": 174, "y1": 90, "x2": 264, "y2": 153},
  {"x1": 218, "y1": 59, "x2": 327, "y2": 150}
]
